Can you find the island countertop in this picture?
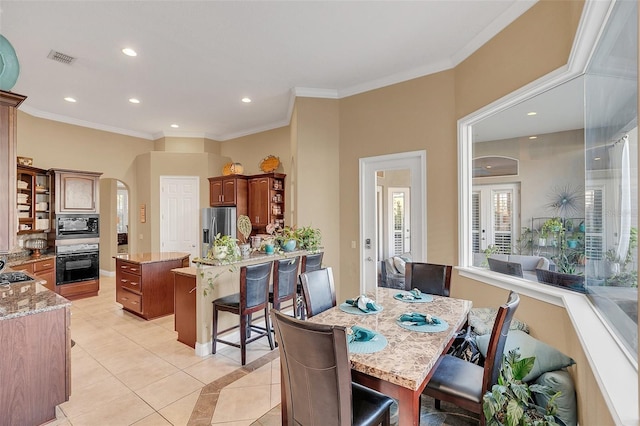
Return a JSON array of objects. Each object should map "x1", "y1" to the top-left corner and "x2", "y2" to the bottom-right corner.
[
  {"x1": 0, "y1": 280, "x2": 71, "y2": 320},
  {"x1": 114, "y1": 252, "x2": 190, "y2": 264}
]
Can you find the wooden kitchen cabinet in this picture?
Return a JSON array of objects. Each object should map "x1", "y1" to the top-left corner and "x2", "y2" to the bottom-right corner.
[
  {"x1": 115, "y1": 253, "x2": 190, "y2": 320},
  {"x1": 173, "y1": 269, "x2": 197, "y2": 348},
  {"x1": 0, "y1": 302, "x2": 71, "y2": 426},
  {"x1": 248, "y1": 173, "x2": 285, "y2": 232},
  {"x1": 0, "y1": 90, "x2": 26, "y2": 253},
  {"x1": 50, "y1": 168, "x2": 102, "y2": 214},
  {"x1": 33, "y1": 258, "x2": 56, "y2": 292},
  {"x1": 209, "y1": 175, "x2": 248, "y2": 211}
]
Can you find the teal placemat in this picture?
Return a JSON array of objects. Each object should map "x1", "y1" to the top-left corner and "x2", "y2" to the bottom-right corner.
[
  {"x1": 393, "y1": 292, "x2": 433, "y2": 303},
  {"x1": 396, "y1": 317, "x2": 448, "y2": 333},
  {"x1": 339, "y1": 302, "x2": 383, "y2": 315},
  {"x1": 348, "y1": 332, "x2": 388, "y2": 354}
]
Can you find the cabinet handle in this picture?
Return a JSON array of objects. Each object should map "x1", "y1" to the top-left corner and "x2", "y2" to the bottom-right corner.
[
  {"x1": 130, "y1": 281, "x2": 138, "y2": 286},
  {"x1": 121, "y1": 279, "x2": 129, "y2": 283},
  {"x1": 121, "y1": 265, "x2": 128, "y2": 269},
  {"x1": 131, "y1": 268, "x2": 139, "y2": 272},
  {"x1": 42, "y1": 263, "x2": 51, "y2": 268}
]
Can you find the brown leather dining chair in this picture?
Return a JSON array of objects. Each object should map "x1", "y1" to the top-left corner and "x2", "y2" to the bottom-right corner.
[
  {"x1": 300, "y1": 252, "x2": 323, "y2": 273},
  {"x1": 297, "y1": 252, "x2": 324, "y2": 319},
  {"x1": 271, "y1": 309, "x2": 395, "y2": 425},
  {"x1": 404, "y1": 262, "x2": 452, "y2": 296},
  {"x1": 269, "y1": 256, "x2": 300, "y2": 314},
  {"x1": 422, "y1": 291, "x2": 520, "y2": 425},
  {"x1": 299, "y1": 267, "x2": 336, "y2": 318},
  {"x1": 211, "y1": 261, "x2": 275, "y2": 365}
]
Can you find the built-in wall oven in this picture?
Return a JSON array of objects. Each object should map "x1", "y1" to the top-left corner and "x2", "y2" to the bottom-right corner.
[
  {"x1": 55, "y1": 239, "x2": 99, "y2": 285},
  {"x1": 55, "y1": 214, "x2": 99, "y2": 240}
]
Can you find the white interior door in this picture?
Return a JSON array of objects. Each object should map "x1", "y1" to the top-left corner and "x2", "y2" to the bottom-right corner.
[
  {"x1": 160, "y1": 176, "x2": 200, "y2": 262},
  {"x1": 360, "y1": 151, "x2": 426, "y2": 294}
]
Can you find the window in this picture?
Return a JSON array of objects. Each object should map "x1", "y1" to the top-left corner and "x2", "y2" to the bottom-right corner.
[{"x1": 461, "y1": 0, "x2": 637, "y2": 362}]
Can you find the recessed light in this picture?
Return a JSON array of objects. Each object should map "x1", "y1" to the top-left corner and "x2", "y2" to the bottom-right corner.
[
  {"x1": 241, "y1": 97, "x2": 252, "y2": 103},
  {"x1": 485, "y1": 165, "x2": 492, "y2": 169},
  {"x1": 170, "y1": 124, "x2": 179, "y2": 128},
  {"x1": 129, "y1": 98, "x2": 140, "y2": 104},
  {"x1": 122, "y1": 48, "x2": 137, "y2": 57},
  {"x1": 64, "y1": 97, "x2": 76, "y2": 103},
  {"x1": 594, "y1": 157, "x2": 601, "y2": 161},
  {"x1": 529, "y1": 136, "x2": 538, "y2": 140},
  {"x1": 527, "y1": 111, "x2": 537, "y2": 116}
]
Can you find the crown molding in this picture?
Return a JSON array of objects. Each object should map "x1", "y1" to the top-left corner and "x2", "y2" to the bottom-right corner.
[
  {"x1": 19, "y1": 105, "x2": 154, "y2": 140},
  {"x1": 293, "y1": 87, "x2": 339, "y2": 99}
]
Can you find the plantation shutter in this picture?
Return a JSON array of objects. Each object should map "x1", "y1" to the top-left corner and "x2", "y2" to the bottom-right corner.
[
  {"x1": 492, "y1": 189, "x2": 513, "y2": 254},
  {"x1": 585, "y1": 187, "x2": 604, "y2": 260}
]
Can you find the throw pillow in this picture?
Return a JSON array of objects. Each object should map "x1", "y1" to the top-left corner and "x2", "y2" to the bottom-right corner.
[
  {"x1": 468, "y1": 307, "x2": 530, "y2": 335},
  {"x1": 534, "y1": 369, "x2": 577, "y2": 426},
  {"x1": 475, "y1": 330, "x2": 575, "y2": 382},
  {"x1": 393, "y1": 256, "x2": 406, "y2": 274},
  {"x1": 536, "y1": 257, "x2": 551, "y2": 270}
]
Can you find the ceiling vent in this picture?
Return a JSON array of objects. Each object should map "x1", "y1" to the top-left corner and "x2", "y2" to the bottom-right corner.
[{"x1": 47, "y1": 50, "x2": 76, "y2": 65}]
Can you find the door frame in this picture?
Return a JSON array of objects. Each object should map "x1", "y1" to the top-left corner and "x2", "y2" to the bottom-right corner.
[{"x1": 359, "y1": 150, "x2": 426, "y2": 294}]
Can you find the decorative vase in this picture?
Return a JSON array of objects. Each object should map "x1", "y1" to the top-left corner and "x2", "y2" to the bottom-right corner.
[
  {"x1": 265, "y1": 243, "x2": 275, "y2": 255},
  {"x1": 213, "y1": 246, "x2": 227, "y2": 260},
  {"x1": 567, "y1": 239, "x2": 578, "y2": 249},
  {"x1": 538, "y1": 237, "x2": 547, "y2": 247},
  {"x1": 282, "y1": 240, "x2": 296, "y2": 252},
  {"x1": 239, "y1": 243, "x2": 251, "y2": 258}
]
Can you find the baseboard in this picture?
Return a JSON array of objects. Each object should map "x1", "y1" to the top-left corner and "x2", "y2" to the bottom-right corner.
[
  {"x1": 195, "y1": 340, "x2": 212, "y2": 357},
  {"x1": 99, "y1": 269, "x2": 115, "y2": 277}
]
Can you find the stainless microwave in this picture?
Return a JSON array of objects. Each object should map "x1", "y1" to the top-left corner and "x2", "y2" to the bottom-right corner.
[{"x1": 55, "y1": 214, "x2": 99, "y2": 239}]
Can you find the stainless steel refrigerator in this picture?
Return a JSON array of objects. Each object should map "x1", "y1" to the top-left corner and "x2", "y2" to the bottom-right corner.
[{"x1": 202, "y1": 207, "x2": 236, "y2": 258}]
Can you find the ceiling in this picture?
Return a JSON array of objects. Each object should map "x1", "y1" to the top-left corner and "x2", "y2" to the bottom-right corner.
[{"x1": 0, "y1": 1, "x2": 537, "y2": 141}]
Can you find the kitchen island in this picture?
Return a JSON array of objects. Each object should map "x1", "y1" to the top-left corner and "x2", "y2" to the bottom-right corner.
[
  {"x1": 114, "y1": 252, "x2": 190, "y2": 320},
  {"x1": 189, "y1": 250, "x2": 321, "y2": 356},
  {"x1": 0, "y1": 279, "x2": 71, "y2": 426}
]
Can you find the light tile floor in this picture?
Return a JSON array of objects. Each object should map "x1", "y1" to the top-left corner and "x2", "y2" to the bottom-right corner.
[{"x1": 50, "y1": 274, "x2": 281, "y2": 426}]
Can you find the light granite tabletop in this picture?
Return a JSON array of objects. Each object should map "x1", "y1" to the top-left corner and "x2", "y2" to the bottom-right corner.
[{"x1": 307, "y1": 287, "x2": 472, "y2": 391}]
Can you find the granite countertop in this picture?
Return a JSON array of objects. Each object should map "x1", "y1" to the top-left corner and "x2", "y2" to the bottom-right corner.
[
  {"x1": 171, "y1": 266, "x2": 198, "y2": 277},
  {"x1": 7, "y1": 252, "x2": 56, "y2": 267},
  {"x1": 0, "y1": 280, "x2": 71, "y2": 321},
  {"x1": 193, "y1": 249, "x2": 320, "y2": 267},
  {"x1": 114, "y1": 252, "x2": 190, "y2": 264}
]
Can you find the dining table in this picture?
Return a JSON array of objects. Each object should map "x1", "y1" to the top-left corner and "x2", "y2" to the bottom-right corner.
[{"x1": 306, "y1": 287, "x2": 472, "y2": 426}]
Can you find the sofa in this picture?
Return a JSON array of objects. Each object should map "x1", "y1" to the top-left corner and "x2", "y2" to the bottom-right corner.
[
  {"x1": 379, "y1": 253, "x2": 411, "y2": 289},
  {"x1": 474, "y1": 253, "x2": 555, "y2": 281}
]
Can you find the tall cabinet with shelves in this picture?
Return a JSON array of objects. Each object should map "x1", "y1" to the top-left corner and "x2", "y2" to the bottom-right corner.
[
  {"x1": 17, "y1": 165, "x2": 51, "y2": 234},
  {"x1": 248, "y1": 173, "x2": 285, "y2": 232}
]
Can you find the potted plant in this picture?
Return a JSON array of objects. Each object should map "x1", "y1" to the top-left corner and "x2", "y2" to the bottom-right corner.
[
  {"x1": 275, "y1": 225, "x2": 298, "y2": 252},
  {"x1": 483, "y1": 349, "x2": 564, "y2": 426},
  {"x1": 209, "y1": 233, "x2": 238, "y2": 261},
  {"x1": 296, "y1": 225, "x2": 322, "y2": 252},
  {"x1": 542, "y1": 217, "x2": 563, "y2": 236}
]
